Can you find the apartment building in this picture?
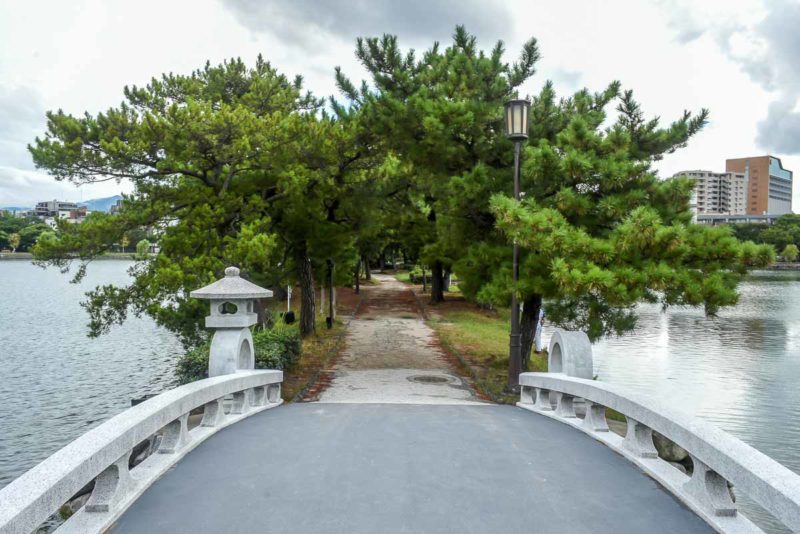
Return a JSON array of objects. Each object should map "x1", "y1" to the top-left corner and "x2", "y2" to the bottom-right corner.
[{"x1": 673, "y1": 170, "x2": 748, "y2": 214}]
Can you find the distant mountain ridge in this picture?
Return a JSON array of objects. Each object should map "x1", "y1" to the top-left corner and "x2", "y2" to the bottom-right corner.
[{"x1": 1, "y1": 194, "x2": 122, "y2": 214}]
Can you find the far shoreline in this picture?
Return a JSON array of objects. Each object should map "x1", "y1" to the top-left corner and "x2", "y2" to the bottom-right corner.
[{"x1": 0, "y1": 252, "x2": 142, "y2": 261}]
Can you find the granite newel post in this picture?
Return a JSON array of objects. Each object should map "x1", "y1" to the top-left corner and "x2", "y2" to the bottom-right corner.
[{"x1": 190, "y1": 267, "x2": 273, "y2": 377}]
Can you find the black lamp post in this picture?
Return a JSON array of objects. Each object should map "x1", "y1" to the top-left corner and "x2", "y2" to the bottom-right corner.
[{"x1": 504, "y1": 98, "x2": 530, "y2": 389}]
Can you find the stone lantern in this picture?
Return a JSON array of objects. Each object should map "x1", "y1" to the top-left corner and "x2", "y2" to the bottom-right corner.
[{"x1": 190, "y1": 266, "x2": 273, "y2": 377}]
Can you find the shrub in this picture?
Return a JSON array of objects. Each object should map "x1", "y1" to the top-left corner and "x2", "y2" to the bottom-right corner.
[
  {"x1": 253, "y1": 324, "x2": 301, "y2": 370},
  {"x1": 781, "y1": 243, "x2": 799, "y2": 262},
  {"x1": 175, "y1": 325, "x2": 302, "y2": 384},
  {"x1": 407, "y1": 265, "x2": 424, "y2": 283},
  {"x1": 176, "y1": 342, "x2": 211, "y2": 384}
]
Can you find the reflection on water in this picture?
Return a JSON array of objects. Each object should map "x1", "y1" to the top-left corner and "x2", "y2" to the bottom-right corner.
[
  {"x1": 0, "y1": 260, "x2": 182, "y2": 489},
  {"x1": 542, "y1": 270, "x2": 800, "y2": 533}
]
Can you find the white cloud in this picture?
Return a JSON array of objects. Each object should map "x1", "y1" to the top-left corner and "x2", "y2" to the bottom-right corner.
[
  {"x1": 0, "y1": 0, "x2": 798, "y2": 211},
  {"x1": 0, "y1": 166, "x2": 124, "y2": 206}
]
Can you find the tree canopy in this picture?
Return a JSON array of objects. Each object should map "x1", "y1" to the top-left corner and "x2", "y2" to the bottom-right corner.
[
  {"x1": 731, "y1": 214, "x2": 800, "y2": 255},
  {"x1": 29, "y1": 28, "x2": 774, "y2": 376},
  {"x1": 30, "y1": 56, "x2": 382, "y2": 343}
]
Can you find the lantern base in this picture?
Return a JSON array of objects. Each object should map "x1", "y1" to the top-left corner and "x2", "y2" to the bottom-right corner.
[{"x1": 208, "y1": 327, "x2": 255, "y2": 377}]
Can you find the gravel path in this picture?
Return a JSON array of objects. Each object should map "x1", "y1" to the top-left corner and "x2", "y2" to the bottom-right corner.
[{"x1": 314, "y1": 274, "x2": 484, "y2": 404}]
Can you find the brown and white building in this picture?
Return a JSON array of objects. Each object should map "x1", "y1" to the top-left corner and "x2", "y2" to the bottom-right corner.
[
  {"x1": 726, "y1": 156, "x2": 793, "y2": 215},
  {"x1": 675, "y1": 155, "x2": 793, "y2": 217}
]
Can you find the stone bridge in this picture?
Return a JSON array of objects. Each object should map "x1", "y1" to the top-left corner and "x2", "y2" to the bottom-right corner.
[{"x1": 1, "y1": 270, "x2": 799, "y2": 534}]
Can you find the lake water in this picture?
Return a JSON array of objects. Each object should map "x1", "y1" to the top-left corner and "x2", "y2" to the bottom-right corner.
[
  {"x1": 0, "y1": 260, "x2": 182, "y2": 489},
  {"x1": 0, "y1": 263, "x2": 798, "y2": 531}
]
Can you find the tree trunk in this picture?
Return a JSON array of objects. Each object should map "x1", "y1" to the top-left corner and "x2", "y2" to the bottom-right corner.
[
  {"x1": 520, "y1": 294, "x2": 542, "y2": 372},
  {"x1": 295, "y1": 242, "x2": 315, "y2": 337},
  {"x1": 430, "y1": 261, "x2": 445, "y2": 303},
  {"x1": 354, "y1": 259, "x2": 360, "y2": 294},
  {"x1": 327, "y1": 259, "x2": 335, "y2": 327},
  {"x1": 254, "y1": 298, "x2": 273, "y2": 329},
  {"x1": 363, "y1": 255, "x2": 371, "y2": 280}
]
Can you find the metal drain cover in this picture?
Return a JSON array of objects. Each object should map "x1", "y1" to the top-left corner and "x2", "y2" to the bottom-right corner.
[{"x1": 409, "y1": 375, "x2": 450, "y2": 384}]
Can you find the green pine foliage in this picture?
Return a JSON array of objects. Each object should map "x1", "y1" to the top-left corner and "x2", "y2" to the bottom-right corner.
[
  {"x1": 487, "y1": 87, "x2": 774, "y2": 339},
  {"x1": 29, "y1": 56, "x2": 384, "y2": 343}
]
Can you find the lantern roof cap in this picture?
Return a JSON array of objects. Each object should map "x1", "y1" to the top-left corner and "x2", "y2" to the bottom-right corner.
[
  {"x1": 504, "y1": 97, "x2": 531, "y2": 106},
  {"x1": 190, "y1": 267, "x2": 273, "y2": 300}
]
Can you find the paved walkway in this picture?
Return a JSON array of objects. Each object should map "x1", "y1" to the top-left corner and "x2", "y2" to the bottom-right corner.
[
  {"x1": 112, "y1": 403, "x2": 712, "y2": 534},
  {"x1": 315, "y1": 274, "x2": 482, "y2": 404}
]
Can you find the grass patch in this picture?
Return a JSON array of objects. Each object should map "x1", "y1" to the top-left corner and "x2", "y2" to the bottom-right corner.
[
  {"x1": 605, "y1": 407, "x2": 627, "y2": 423},
  {"x1": 394, "y1": 271, "x2": 463, "y2": 298},
  {"x1": 427, "y1": 304, "x2": 546, "y2": 403},
  {"x1": 280, "y1": 318, "x2": 346, "y2": 401}
]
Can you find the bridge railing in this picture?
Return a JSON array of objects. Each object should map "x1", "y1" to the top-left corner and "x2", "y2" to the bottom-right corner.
[
  {"x1": 519, "y1": 372, "x2": 800, "y2": 533},
  {"x1": 0, "y1": 370, "x2": 282, "y2": 534}
]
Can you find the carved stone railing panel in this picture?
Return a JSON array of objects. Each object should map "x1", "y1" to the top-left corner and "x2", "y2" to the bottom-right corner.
[
  {"x1": 518, "y1": 372, "x2": 800, "y2": 533},
  {"x1": 267, "y1": 383, "x2": 281, "y2": 403},
  {"x1": 581, "y1": 401, "x2": 608, "y2": 433},
  {"x1": 200, "y1": 398, "x2": 226, "y2": 428},
  {"x1": 0, "y1": 369, "x2": 282, "y2": 534},
  {"x1": 158, "y1": 413, "x2": 191, "y2": 454},
  {"x1": 622, "y1": 417, "x2": 659, "y2": 459},
  {"x1": 685, "y1": 455, "x2": 737, "y2": 518},
  {"x1": 251, "y1": 386, "x2": 265, "y2": 406},
  {"x1": 84, "y1": 455, "x2": 134, "y2": 513},
  {"x1": 534, "y1": 388, "x2": 553, "y2": 411},
  {"x1": 554, "y1": 393, "x2": 576, "y2": 418}
]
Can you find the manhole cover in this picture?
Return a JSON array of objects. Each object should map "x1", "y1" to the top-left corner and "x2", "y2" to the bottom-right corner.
[{"x1": 409, "y1": 375, "x2": 450, "y2": 384}]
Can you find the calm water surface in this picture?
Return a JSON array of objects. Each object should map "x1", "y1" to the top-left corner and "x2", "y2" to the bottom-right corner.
[
  {"x1": 543, "y1": 269, "x2": 800, "y2": 532},
  {"x1": 0, "y1": 260, "x2": 182, "y2": 489}
]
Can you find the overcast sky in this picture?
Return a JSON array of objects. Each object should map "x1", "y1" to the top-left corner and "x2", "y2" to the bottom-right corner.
[{"x1": 1, "y1": 0, "x2": 798, "y2": 210}]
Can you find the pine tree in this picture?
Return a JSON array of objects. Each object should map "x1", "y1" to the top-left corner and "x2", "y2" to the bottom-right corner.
[
  {"x1": 29, "y1": 57, "x2": 378, "y2": 342},
  {"x1": 487, "y1": 86, "x2": 774, "y2": 365},
  {"x1": 338, "y1": 26, "x2": 539, "y2": 303}
]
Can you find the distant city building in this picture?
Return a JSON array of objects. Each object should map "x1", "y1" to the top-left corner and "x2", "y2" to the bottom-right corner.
[
  {"x1": 109, "y1": 198, "x2": 123, "y2": 214},
  {"x1": 726, "y1": 156, "x2": 793, "y2": 215},
  {"x1": 35, "y1": 199, "x2": 79, "y2": 219},
  {"x1": 43, "y1": 206, "x2": 88, "y2": 228},
  {"x1": 68, "y1": 206, "x2": 88, "y2": 222},
  {"x1": 673, "y1": 170, "x2": 748, "y2": 215}
]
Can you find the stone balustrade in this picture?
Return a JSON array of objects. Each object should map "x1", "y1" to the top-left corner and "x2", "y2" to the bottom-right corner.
[
  {"x1": 518, "y1": 372, "x2": 800, "y2": 533},
  {"x1": 0, "y1": 370, "x2": 282, "y2": 534}
]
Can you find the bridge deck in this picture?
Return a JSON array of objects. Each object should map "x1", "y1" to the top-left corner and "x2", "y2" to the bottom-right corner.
[{"x1": 110, "y1": 403, "x2": 711, "y2": 533}]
